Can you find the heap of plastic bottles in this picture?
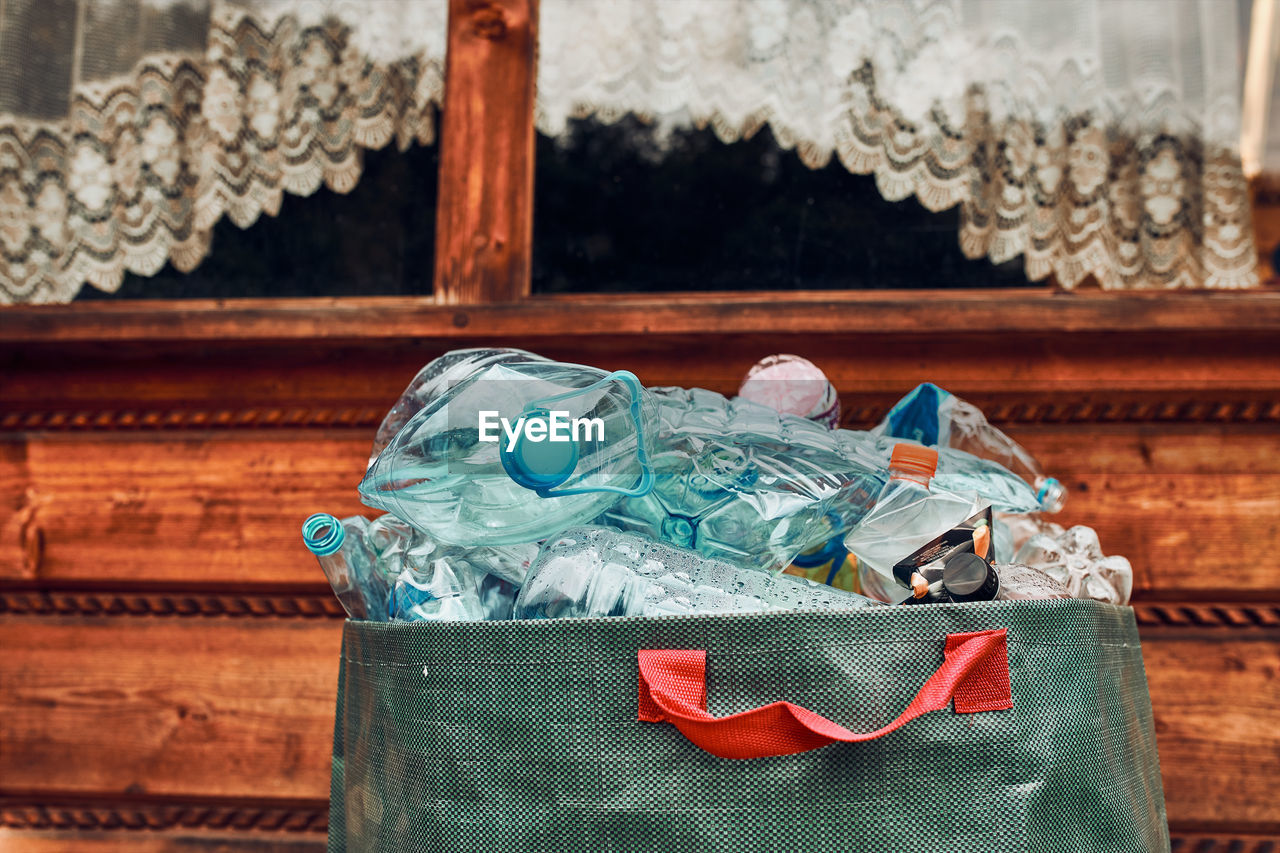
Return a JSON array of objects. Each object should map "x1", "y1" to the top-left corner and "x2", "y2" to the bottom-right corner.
[{"x1": 305, "y1": 348, "x2": 1134, "y2": 622}]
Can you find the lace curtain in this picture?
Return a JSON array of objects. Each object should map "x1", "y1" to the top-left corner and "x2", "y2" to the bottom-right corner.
[
  {"x1": 0, "y1": 0, "x2": 1260, "y2": 303},
  {"x1": 0, "y1": 0, "x2": 445, "y2": 304},
  {"x1": 538, "y1": 0, "x2": 1259, "y2": 291}
]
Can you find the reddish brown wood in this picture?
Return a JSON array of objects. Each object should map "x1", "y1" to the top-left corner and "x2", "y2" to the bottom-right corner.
[
  {"x1": 2, "y1": 427, "x2": 1279, "y2": 600},
  {"x1": 1144, "y1": 632, "x2": 1280, "y2": 828},
  {"x1": 432, "y1": 0, "x2": 538, "y2": 304},
  {"x1": 0, "y1": 616, "x2": 341, "y2": 800},
  {"x1": 8, "y1": 291, "x2": 1280, "y2": 341},
  {"x1": 0, "y1": 831, "x2": 324, "y2": 852}
]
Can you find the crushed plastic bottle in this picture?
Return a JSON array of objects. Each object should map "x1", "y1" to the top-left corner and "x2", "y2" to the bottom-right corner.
[
  {"x1": 994, "y1": 562, "x2": 1070, "y2": 600},
  {"x1": 390, "y1": 557, "x2": 489, "y2": 622},
  {"x1": 840, "y1": 430, "x2": 1044, "y2": 514},
  {"x1": 738, "y1": 354, "x2": 841, "y2": 429},
  {"x1": 873, "y1": 382, "x2": 1067, "y2": 513},
  {"x1": 734, "y1": 355, "x2": 861, "y2": 589},
  {"x1": 367, "y1": 512, "x2": 537, "y2": 590},
  {"x1": 305, "y1": 511, "x2": 533, "y2": 622},
  {"x1": 390, "y1": 534, "x2": 538, "y2": 621},
  {"x1": 369, "y1": 348, "x2": 550, "y2": 468},
  {"x1": 1014, "y1": 522, "x2": 1133, "y2": 604},
  {"x1": 361, "y1": 360, "x2": 659, "y2": 545},
  {"x1": 303, "y1": 513, "x2": 389, "y2": 621},
  {"x1": 513, "y1": 527, "x2": 882, "y2": 619},
  {"x1": 597, "y1": 387, "x2": 885, "y2": 573},
  {"x1": 844, "y1": 444, "x2": 984, "y2": 603},
  {"x1": 361, "y1": 512, "x2": 536, "y2": 621}
]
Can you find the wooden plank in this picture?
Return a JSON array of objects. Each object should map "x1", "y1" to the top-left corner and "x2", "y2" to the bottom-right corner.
[
  {"x1": 0, "y1": 829, "x2": 325, "y2": 852},
  {"x1": 6, "y1": 333, "x2": 1280, "y2": 424},
  {"x1": 5, "y1": 292, "x2": 1280, "y2": 343},
  {"x1": 3, "y1": 426, "x2": 1279, "y2": 599},
  {"x1": 0, "y1": 433, "x2": 366, "y2": 585},
  {"x1": 1143, "y1": 631, "x2": 1280, "y2": 828},
  {"x1": 1, "y1": 615, "x2": 1275, "y2": 833},
  {"x1": 0, "y1": 616, "x2": 341, "y2": 800},
  {"x1": 433, "y1": 0, "x2": 538, "y2": 304}
]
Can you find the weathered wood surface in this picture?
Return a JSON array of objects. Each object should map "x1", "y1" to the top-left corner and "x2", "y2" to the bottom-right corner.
[
  {"x1": 5, "y1": 330, "x2": 1280, "y2": 443},
  {"x1": 0, "y1": 617, "x2": 341, "y2": 800},
  {"x1": 5, "y1": 291, "x2": 1280, "y2": 341},
  {"x1": 0, "y1": 616, "x2": 1276, "y2": 834},
  {"x1": 1142, "y1": 630, "x2": 1280, "y2": 828},
  {"x1": 433, "y1": 0, "x2": 538, "y2": 304}
]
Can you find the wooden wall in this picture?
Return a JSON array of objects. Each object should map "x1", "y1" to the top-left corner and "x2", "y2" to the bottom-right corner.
[{"x1": 2, "y1": 292, "x2": 1280, "y2": 851}]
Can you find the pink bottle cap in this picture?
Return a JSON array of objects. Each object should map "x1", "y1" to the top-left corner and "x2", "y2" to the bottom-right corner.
[{"x1": 738, "y1": 354, "x2": 840, "y2": 429}]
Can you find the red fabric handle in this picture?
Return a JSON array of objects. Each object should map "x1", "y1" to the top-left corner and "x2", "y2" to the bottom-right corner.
[{"x1": 638, "y1": 628, "x2": 1012, "y2": 760}]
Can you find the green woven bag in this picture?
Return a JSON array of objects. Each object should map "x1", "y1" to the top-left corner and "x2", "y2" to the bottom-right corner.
[{"x1": 327, "y1": 598, "x2": 1169, "y2": 852}]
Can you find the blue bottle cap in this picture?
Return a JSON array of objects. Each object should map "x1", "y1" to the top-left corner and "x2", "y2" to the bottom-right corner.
[
  {"x1": 302, "y1": 513, "x2": 345, "y2": 557},
  {"x1": 500, "y1": 412, "x2": 580, "y2": 491}
]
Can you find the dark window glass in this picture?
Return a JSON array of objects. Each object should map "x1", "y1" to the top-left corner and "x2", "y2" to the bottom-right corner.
[
  {"x1": 77, "y1": 141, "x2": 438, "y2": 300},
  {"x1": 533, "y1": 117, "x2": 1034, "y2": 293}
]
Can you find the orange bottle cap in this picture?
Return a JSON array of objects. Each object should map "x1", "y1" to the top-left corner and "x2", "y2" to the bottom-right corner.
[
  {"x1": 889, "y1": 444, "x2": 939, "y2": 480},
  {"x1": 972, "y1": 524, "x2": 991, "y2": 560}
]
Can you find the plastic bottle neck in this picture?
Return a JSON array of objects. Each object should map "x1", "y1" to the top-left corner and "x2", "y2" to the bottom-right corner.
[{"x1": 889, "y1": 467, "x2": 932, "y2": 489}]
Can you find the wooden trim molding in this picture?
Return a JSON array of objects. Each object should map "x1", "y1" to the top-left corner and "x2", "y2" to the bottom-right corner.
[
  {"x1": 5, "y1": 395, "x2": 1280, "y2": 434},
  {"x1": 2, "y1": 797, "x2": 1278, "y2": 851},
  {"x1": 0, "y1": 797, "x2": 327, "y2": 834},
  {"x1": 0, "y1": 588, "x2": 344, "y2": 619},
  {"x1": 1133, "y1": 603, "x2": 1280, "y2": 630},
  {"x1": 1, "y1": 588, "x2": 1277, "y2": 630},
  {"x1": 0, "y1": 408, "x2": 387, "y2": 433},
  {"x1": 4, "y1": 291, "x2": 1280, "y2": 343}
]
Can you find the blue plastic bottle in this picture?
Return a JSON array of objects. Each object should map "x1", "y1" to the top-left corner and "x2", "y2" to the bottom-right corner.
[
  {"x1": 360, "y1": 360, "x2": 659, "y2": 545},
  {"x1": 368, "y1": 348, "x2": 550, "y2": 468},
  {"x1": 302, "y1": 513, "x2": 389, "y2": 620},
  {"x1": 597, "y1": 387, "x2": 886, "y2": 573},
  {"x1": 873, "y1": 382, "x2": 1066, "y2": 513}
]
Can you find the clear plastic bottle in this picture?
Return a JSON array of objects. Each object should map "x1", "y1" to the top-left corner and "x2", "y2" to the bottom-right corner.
[
  {"x1": 389, "y1": 533, "x2": 539, "y2": 621},
  {"x1": 361, "y1": 360, "x2": 660, "y2": 545},
  {"x1": 873, "y1": 382, "x2": 1066, "y2": 513},
  {"x1": 733, "y1": 355, "x2": 860, "y2": 589},
  {"x1": 389, "y1": 557, "x2": 489, "y2": 622},
  {"x1": 840, "y1": 430, "x2": 1043, "y2": 515},
  {"x1": 513, "y1": 527, "x2": 882, "y2": 619},
  {"x1": 368, "y1": 348, "x2": 550, "y2": 468},
  {"x1": 737, "y1": 354, "x2": 841, "y2": 429},
  {"x1": 1014, "y1": 523, "x2": 1133, "y2": 604},
  {"x1": 843, "y1": 444, "x2": 983, "y2": 603},
  {"x1": 302, "y1": 513, "x2": 389, "y2": 621},
  {"x1": 305, "y1": 511, "x2": 533, "y2": 621},
  {"x1": 597, "y1": 387, "x2": 885, "y2": 573}
]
